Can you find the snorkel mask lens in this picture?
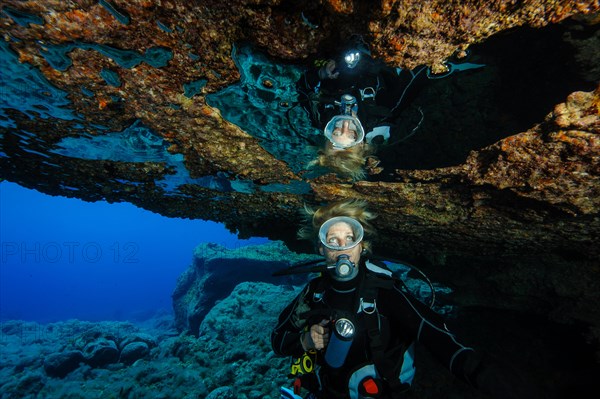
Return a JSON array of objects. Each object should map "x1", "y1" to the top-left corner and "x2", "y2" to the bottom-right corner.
[
  {"x1": 344, "y1": 51, "x2": 361, "y2": 69},
  {"x1": 323, "y1": 115, "x2": 365, "y2": 149},
  {"x1": 318, "y1": 216, "x2": 364, "y2": 251}
]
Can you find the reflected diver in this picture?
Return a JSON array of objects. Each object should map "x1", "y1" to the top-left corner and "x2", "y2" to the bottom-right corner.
[
  {"x1": 307, "y1": 94, "x2": 376, "y2": 180},
  {"x1": 326, "y1": 116, "x2": 362, "y2": 148},
  {"x1": 323, "y1": 95, "x2": 364, "y2": 149},
  {"x1": 295, "y1": 37, "x2": 484, "y2": 180}
]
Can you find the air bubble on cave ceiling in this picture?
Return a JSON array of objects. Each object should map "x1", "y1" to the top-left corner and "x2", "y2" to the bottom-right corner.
[
  {"x1": 50, "y1": 120, "x2": 313, "y2": 195},
  {"x1": 0, "y1": 40, "x2": 80, "y2": 129},
  {"x1": 50, "y1": 120, "x2": 247, "y2": 193},
  {"x1": 39, "y1": 42, "x2": 173, "y2": 72},
  {"x1": 206, "y1": 43, "x2": 321, "y2": 174},
  {"x1": 0, "y1": 35, "x2": 311, "y2": 195}
]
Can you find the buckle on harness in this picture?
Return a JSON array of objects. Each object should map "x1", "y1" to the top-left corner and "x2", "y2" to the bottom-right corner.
[
  {"x1": 314, "y1": 81, "x2": 321, "y2": 94},
  {"x1": 360, "y1": 87, "x2": 376, "y2": 101},
  {"x1": 359, "y1": 298, "x2": 377, "y2": 314}
]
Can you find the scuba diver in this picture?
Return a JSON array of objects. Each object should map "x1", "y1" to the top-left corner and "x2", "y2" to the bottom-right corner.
[
  {"x1": 294, "y1": 38, "x2": 404, "y2": 180},
  {"x1": 302, "y1": 88, "x2": 411, "y2": 180},
  {"x1": 305, "y1": 94, "x2": 381, "y2": 181},
  {"x1": 296, "y1": 37, "x2": 484, "y2": 180},
  {"x1": 271, "y1": 199, "x2": 533, "y2": 399}
]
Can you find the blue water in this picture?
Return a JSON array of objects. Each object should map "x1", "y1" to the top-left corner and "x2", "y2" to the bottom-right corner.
[{"x1": 0, "y1": 181, "x2": 268, "y2": 323}]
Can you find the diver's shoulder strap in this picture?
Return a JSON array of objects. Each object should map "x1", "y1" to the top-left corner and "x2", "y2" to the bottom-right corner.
[
  {"x1": 365, "y1": 259, "x2": 394, "y2": 279},
  {"x1": 361, "y1": 262, "x2": 410, "y2": 393},
  {"x1": 365, "y1": 259, "x2": 413, "y2": 293},
  {"x1": 356, "y1": 261, "x2": 393, "y2": 314}
]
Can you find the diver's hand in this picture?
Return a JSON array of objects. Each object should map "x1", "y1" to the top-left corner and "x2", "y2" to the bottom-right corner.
[
  {"x1": 318, "y1": 60, "x2": 339, "y2": 80},
  {"x1": 302, "y1": 319, "x2": 330, "y2": 350}
]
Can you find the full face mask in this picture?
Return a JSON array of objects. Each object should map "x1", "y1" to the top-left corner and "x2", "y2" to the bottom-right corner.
[
  {"x1": 318, "y1": 216, "x2": 364, "y2": 281},
  {"x1": 324, "y1": 115, "x2": 365, "y2": 149}
]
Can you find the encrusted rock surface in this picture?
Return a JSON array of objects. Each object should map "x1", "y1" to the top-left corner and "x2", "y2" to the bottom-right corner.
[
  {"x1": 1, "y1": 0, "x2": 597, "y2": 184},
  {"x1": 1, "y1": 0, "x2": 599, "y2": 352}
]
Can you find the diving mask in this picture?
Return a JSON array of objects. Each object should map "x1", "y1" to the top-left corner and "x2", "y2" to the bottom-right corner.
[
  {"x1": 324, "y1": 115, "x2": 365, "y2": 149},
  {"x1": 318, "y1": 216, "x2": 364, "y2": 251}
]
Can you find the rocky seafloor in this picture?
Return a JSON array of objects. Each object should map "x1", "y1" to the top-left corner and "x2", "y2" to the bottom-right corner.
[{"x1": 0, "y1": 283, "x2": 298, "y2": 399}]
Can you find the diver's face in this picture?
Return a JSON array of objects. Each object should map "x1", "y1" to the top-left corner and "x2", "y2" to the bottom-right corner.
[
  {"x1": 321, "y1": 221, "x2": 362, "y2": 265},
  {"x1": 331, "y1": 120, "x2": 358, "y2": 147}
]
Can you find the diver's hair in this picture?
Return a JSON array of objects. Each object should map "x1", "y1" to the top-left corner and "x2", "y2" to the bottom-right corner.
[
  {"x1": 309, "y1": 142, "x2": 374, "y2": 181},
  {"x1": 298, "y1": 199, "x2": 377, "y2": 253}
]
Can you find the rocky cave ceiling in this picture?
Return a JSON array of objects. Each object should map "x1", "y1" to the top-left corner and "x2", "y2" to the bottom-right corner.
[{"x1": 0, "y1": 1, "x2": 599, "y2": 345}]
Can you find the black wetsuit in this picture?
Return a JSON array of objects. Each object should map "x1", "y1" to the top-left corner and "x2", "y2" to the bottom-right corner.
[
  {"x1": 297, "y1": 55, "x2": 427, "y2": 141},
  {"x1": 271, "y1": 260, "x2": 514, "y2": 399}
]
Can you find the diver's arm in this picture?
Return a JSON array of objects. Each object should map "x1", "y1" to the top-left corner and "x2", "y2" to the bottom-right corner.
[
  {"x1": 391, "y1": 283, "x2": 535, "y2": 398},
  {"x1": 318, "y1": 60, "x2": 339, "y2": 80},
  {"x1": 271, "y1": 284, "x2": 312, "y2": 358},
  {"x1": 302, "y1": 59, "x2": 339, "y2": 93},
  {"x1": 302, "y1": 68, "x2": 321, "y2": 92},
  {"x1": 391, "y1": 283, "x2": 476, "y2": 377}
]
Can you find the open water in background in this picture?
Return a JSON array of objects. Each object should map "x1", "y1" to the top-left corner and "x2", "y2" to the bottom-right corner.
[{"x1": 0, "y1": 181, "x2": 268, "y2": 323}]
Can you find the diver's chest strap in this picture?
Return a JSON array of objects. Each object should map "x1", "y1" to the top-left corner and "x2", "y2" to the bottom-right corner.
[{"x1": 361, "y1": 275, "x2": 408, "y2": 394}]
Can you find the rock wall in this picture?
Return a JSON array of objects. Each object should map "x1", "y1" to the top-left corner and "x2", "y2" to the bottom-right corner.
[{"x1": 172, "y1": 241, "x2": 319, "y2": 335}]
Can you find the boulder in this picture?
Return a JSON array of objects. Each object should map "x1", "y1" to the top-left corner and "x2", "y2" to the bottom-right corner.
[
  {"x1": 82, "y1": 338, "x2": 119, "y2": 367},
  {"x1": 119, "y1": 342, "x2": 150, "y2": 365},
  {"x1": 43, "y1": 350, "x2": 84, "y2": 378},
  {"x1": 119, "y1": 333, "x2": 157, "y2": 350}
]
